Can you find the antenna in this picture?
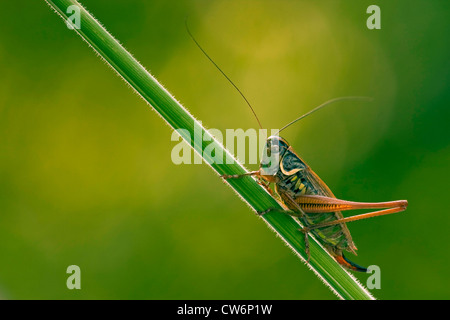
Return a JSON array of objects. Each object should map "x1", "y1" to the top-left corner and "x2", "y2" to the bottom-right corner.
[
  {"x1": 277, "y1": 96, "x2": 373, "y2": 134},
  {"x1": 185, "y1": 18, "x2": 263, "y2": 130}
]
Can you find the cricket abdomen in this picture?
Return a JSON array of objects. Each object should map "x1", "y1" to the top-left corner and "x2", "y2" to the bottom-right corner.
[{"x1": 276, "y1": 170, "x2": 355, "y2": 254}]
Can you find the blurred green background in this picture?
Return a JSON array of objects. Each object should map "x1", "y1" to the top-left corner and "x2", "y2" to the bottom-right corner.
[{"x1": 0, "y1": 0, "x2": 448, "y2": 299}]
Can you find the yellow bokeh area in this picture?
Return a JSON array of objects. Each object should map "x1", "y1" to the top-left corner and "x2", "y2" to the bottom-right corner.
[{"x1": 0, "y1": 0, "x2": 448, "y2": 299}]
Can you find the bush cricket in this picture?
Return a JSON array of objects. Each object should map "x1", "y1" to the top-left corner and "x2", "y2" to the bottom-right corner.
[
  {"x1": 222, "y1": 104, "x2": 408, "y2": 271},
  {"x1": 187, "y1": 22, "x2": 408, "y2": 272}
]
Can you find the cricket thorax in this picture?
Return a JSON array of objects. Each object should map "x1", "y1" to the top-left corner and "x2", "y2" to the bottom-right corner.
[{"x1": 275, "y1": 171, "x2": 309, "y2": 198}]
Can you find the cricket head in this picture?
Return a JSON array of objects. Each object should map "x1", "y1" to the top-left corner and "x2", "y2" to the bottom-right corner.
[{"x1": 259, "y1": 135, "x2": 290, "y2": 175}]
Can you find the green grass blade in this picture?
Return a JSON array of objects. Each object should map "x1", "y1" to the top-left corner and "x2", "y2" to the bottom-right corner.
[{"x1": 44, "y1": 0, "x2": 375, "y2": 300}]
